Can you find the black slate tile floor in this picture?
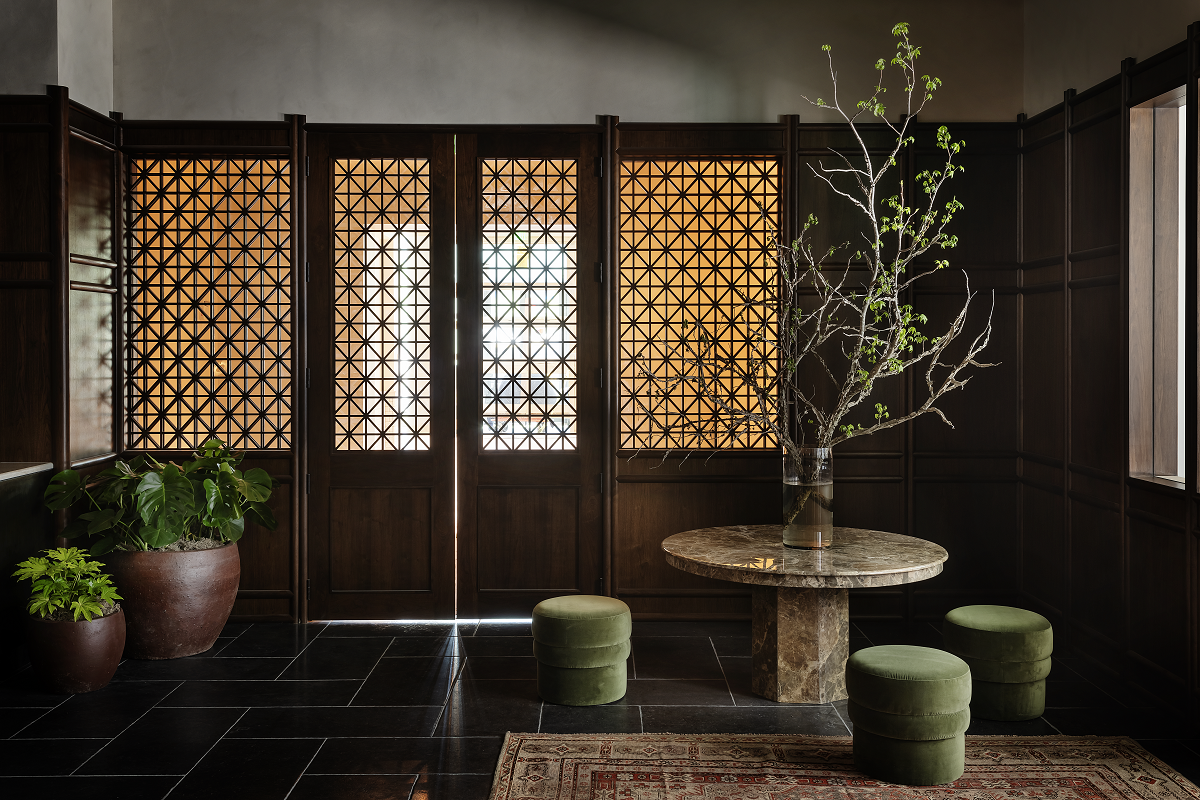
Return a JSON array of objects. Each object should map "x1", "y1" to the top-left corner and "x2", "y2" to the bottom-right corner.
[{"x1": 2, "y1": 617, "x2": 1198, "y2": 799}]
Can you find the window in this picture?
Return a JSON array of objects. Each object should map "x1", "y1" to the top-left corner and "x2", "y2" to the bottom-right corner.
[{"x1": 1129, "y1": 87, "x2": 1187, "y2": 482}]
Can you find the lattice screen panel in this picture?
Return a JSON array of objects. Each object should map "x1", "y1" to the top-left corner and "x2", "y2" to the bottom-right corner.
[
  {"x1": 481, "y1": 159, "x2": 578, "y2": 450},
  {"x1": 332, "y1": 159, "x2": 432, "y2": 451},
  {"x1": 125, "y1": 158, "x2": 292, "y2": 451},
  {"x1": 619, "y1": 159, "x2": 780, "y2": 451}
]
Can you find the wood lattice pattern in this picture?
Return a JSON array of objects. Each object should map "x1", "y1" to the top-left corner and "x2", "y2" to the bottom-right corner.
[
  {"x1": 125, "y1": 158, "x2": 292, "y2": 450},
  {"x1": 481, "y1": 159, "x2": 577, "y2": 450},
  {"x1": 619, "y1": 159, "x2": 780, "y2": 451},
  {"x1": 333, "y1": 159, "x2": 432, "y2": 451}
]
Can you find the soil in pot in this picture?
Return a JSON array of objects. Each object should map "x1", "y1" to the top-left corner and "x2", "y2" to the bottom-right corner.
[
  {"x1": 105, "y1": 542, "x2": 240, "y2": 660},
  {"x1": 26, "y1": 605, "x2": 126, "y2": 693}
]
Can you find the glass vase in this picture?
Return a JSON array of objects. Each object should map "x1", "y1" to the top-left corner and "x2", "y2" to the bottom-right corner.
[{"x1": 783, "y1": 447, "x2": 833, "y2": 549}]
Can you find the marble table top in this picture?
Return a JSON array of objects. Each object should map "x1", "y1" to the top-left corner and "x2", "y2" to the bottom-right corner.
[{"x1": 662, "y1": 525, "x2": 947, "y2": 589}]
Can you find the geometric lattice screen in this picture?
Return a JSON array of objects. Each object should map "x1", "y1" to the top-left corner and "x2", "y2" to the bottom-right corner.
[
  {"x1": 125, "y1": 158, "x2": 292, "y2": 450},
  {"x1": 480, "y1": 159, "x2": 578, "y2": 450},
  {"x1": 332, "y1": 159, "x2": 432, "y2": 451},
  {"x1": 618, "y1": 159, "x2": 779, "y2": 451}
]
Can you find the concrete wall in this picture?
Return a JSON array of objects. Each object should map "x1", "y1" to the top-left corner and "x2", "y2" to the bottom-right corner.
[
  {"x1": 0, "y1": 0, "x2": 59, "y2": 97},
  {"x1": 58, "y1": 0, "x2": 114, "y2": 114},
  {"x1": 112, "y1": 0, "x2": 1023, "y2": 123},
  {"x1": 1024, "y1": 0, "x2": 1197, "y2": 115},
  {"x1": 0, "y1": 0, "x2": 113, "y2": 113}
]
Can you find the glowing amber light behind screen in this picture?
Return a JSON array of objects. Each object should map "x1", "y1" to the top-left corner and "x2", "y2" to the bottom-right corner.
[
  {"x1": 618, "y1": 159, "x2": 780, "y2": 451},
  {"x1": 125, "y1": 158, "x2": 293, "y2": 451}
]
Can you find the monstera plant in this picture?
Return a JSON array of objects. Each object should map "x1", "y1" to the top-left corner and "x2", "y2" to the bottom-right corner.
[
  {"x1": 43, "y1": 438, "x2": 277, "y2": 660},
  {"x1": 45, "y1": 438, "x2": 276, "y2": 553}
]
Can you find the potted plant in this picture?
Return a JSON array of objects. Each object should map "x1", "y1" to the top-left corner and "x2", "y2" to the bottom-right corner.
[
  {"x1": 13, "y1": 547, "x2": 125, "y2": 692},
  {"x1": 44, "y1": 438, "x2": 276, "y2": 659},
  {"x1": 629, "y1": 23, "x2": 996, "y2": 549}
]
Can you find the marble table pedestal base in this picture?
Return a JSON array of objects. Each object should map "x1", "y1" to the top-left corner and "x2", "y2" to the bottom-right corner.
[{"x1": 751, "y1": 585, "x2": 848, "y2": 704}]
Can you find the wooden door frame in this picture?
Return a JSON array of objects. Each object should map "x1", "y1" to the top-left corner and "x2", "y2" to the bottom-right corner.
[
  {"x1": 304, "y1": 127, "x2": 457, "y2": 620},
  {"x1": 455, "y1": 126, "x2": 607, "y2": 619}
]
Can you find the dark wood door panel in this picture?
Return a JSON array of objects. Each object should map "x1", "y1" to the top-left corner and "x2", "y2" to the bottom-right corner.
[
  {"x1": 329, "y1": 487, "x2": 431, "y2": 592},
  {"x1": 476, "y1": 486, "x2": 579, "y2": 591}
]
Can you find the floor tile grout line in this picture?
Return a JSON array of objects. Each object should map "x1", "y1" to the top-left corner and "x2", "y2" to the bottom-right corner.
[
  {"x1": 537, "y1": 702, "x2": 544, "y2": 733},
  {"x1": 829, "y1": 700, "x2": 853, "y2": 734},
  {"x1": 6, "y1": 695, "x2": 72, "y2": 740},
  {"x1": 160, "y1": 706, "x2": 252, "y2": 799},
  {"x1": 272, "y1": 625, "x2": 333, "y2": 681},
  {"x1": 209, "y1": 622, "x2": 252, "y2": 657},
  {"x1": 707, "y1": 637, "x2": 737, "y2": 707},
  {"x1": 68, "y1": 681, "x2": 186, "y2": 776},
  {"x1": 282, "y1": 737, "x2": 328, "y2": 800}
]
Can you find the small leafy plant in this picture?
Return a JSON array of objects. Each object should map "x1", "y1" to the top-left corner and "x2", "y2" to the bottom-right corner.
[
  {"x1": 44, "y1": 438, "x2": 277, "y2": 554},
  {"x1": 13, "y1": 548, "x2": 122, "y2": 621}
]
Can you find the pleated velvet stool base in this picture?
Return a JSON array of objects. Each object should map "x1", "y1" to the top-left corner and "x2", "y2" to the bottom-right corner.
[
  {"x1": 846, "y1": 645, "x2": 972, "y2": 786},
  {"x1": 536, "y1": 660, "x2": 627, "y2": 706},
  {"x1": 532, "y1": 595, "x2": 631, "y2": 706}
]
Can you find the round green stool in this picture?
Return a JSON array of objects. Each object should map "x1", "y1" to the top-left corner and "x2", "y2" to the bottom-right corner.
[
  {"x1": 532, "y1": 595, "x2": 631, "y2": 706},
  {"x1": 846, "y1": 645, "x2": 971, "y2": 785},
  {"x1": 943, "y1": 605, "x2": 1052, "y2": 721}
]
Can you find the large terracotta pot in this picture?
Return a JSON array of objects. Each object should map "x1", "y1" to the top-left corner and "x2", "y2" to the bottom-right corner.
[
  {"x1": 105, "y1": 543, "x2": 240, "y2": 660},
  {"x1": 26, "y1": 607, "x2": 126, "y2": 693}
]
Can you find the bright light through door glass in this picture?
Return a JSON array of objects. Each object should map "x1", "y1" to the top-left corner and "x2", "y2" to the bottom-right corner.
[{"x1": 480, "y1": 159, "x2": 578, "y2": 451}]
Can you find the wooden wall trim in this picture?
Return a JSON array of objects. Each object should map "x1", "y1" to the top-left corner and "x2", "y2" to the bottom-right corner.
[{"x1": 50, "y1": 86, "x2": 69, "y2": 481}]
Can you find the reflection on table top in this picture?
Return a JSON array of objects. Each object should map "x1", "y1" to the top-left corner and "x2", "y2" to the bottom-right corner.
[{"x1": 661, "y1": 524, "x2": 948, "y2": 590}]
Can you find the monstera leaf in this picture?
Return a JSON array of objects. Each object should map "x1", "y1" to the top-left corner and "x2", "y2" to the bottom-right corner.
[
  {"x1": 135, "y1": 464, "x2": 195, "y2": 545},
  {"x1": 44, "y1": 470, "x2": 83, "y2": 510}
]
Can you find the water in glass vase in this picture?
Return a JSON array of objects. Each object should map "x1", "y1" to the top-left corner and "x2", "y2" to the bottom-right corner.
[
  {"x1": 783, "y1": 480, "x2": 834, "y2": 549},
  {"x1": 782, "y1": 447, "x2": 833, "y2": 549}
]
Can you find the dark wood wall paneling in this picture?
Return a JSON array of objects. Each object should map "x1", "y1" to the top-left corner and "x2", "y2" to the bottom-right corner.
[
  {"x1": 610, "y1": 119, "x2": 1020, "y2": 622},
  {"x1": 118, "y1": 116, "x2": 304, "y2": 622},
  {"x1": 909, "y1": 122, "x2": 1021, "y2": 621},
  {"x1": 1018, "y1": 27, "x2": 1199, "y2": 713},
  {"x1": 0, "y1": 94, "x2": 54, "y2": 463}
]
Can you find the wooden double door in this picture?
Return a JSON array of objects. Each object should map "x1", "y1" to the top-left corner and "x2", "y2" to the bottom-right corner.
[{"x1": 306, "y1": 128, "x2": 603, "y2": 619}]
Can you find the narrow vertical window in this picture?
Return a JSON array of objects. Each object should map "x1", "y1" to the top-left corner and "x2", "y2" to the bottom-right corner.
[
  {"x1": 332, "y1": 159, "x2": 432, "y2": 451},
  {"x1": 618, "y1": 159, "x2": 780, "y2": 451},
  {"x1": 125, "y1": 158, "x2": 292, "y2": 450},
  {"x1": 480, "y1": 159, "x2": 578, "y2": 450},
  {"x1": 1129, "y1": 87, "x2": 1187, "y2": 481}
]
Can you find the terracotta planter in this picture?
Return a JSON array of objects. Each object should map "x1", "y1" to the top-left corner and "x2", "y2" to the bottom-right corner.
[
  {"x1": 26, "y1": 607, "x2": 126, "y2": 693},
  {"x1": 105, "y1": 543, "x2": 240, "y2": 660}
]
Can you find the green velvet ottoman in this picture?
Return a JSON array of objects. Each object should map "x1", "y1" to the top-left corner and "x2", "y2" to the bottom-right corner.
[
  {"x1": 532, "y1": 595, "x2": 631, "y2": 706},
  {"x1": 943, "y1": 605, "x2": 1052, "y2": 721},
  {"x1": 846, "y1": 645, "x2": 971, "y2": 785}
]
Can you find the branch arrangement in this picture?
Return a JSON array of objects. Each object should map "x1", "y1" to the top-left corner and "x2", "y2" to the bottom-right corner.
[{"x1": 629, "y1": 23, "x2": 996, "y2": 463}]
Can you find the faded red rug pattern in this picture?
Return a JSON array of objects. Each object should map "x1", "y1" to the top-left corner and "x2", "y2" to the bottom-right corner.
[{"x1": 487, "y1": 733, "x2": 1200, "y2": 800}]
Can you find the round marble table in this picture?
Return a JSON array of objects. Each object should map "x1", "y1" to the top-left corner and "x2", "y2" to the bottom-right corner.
[{"x1": 662, "y1": 525, "x2": 948, "y2": 704}]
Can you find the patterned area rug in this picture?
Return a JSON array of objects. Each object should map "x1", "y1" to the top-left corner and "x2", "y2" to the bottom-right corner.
[{"x1": 487, "y1": 733, "x2": 1200, "y2": 799}]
